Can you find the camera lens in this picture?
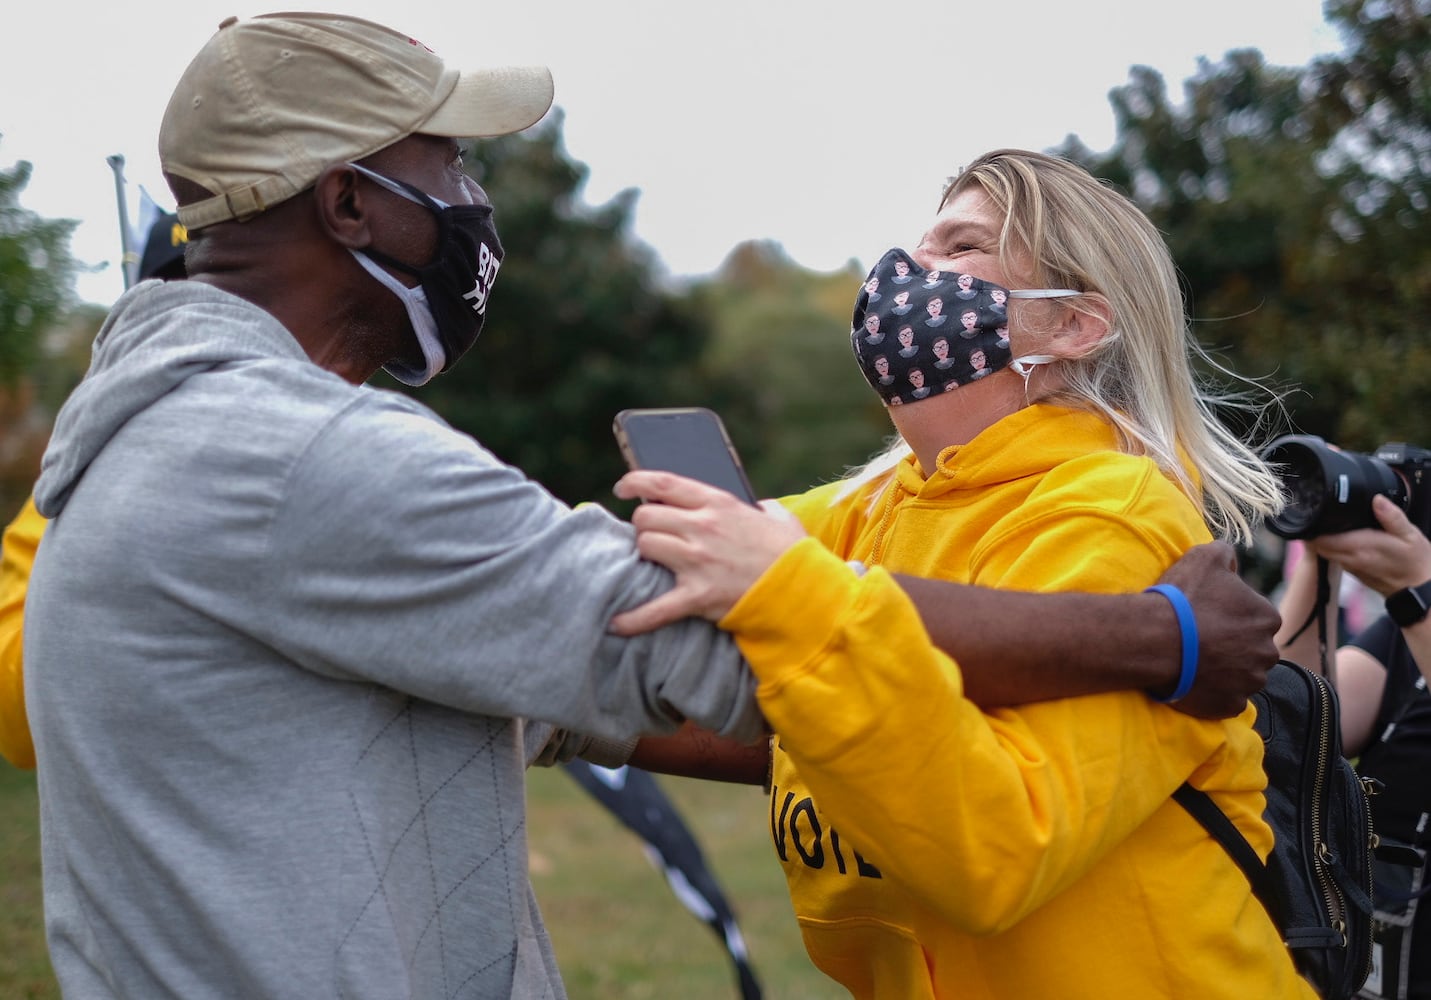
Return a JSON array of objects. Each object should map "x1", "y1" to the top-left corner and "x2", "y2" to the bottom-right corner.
[{"x1": 1262, "y1": 435, "x2": 1410, "y2": 539}]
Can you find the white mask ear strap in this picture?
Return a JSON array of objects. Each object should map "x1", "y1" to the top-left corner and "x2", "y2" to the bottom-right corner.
[
  {"x1": 350, "y1": 250, "x2": 445, "y2": 386},
  {"x1": 1008, "y1": 288, "x2": 1080, "y2": 299},
  {"x1": 1009, "y1": 353, "x2": 1056, "y2": 390}
]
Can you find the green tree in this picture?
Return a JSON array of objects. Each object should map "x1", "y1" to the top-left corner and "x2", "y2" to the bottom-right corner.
[
  {"x1": 1053, "y1": 0, "x2": 1430, "y2": 450},
  {"x1": 0, "y1": 150, "x2": 95, "y2": 520},
  {"x1": 383, "y1": 112, "x2": 755, "y2": 509},
  {"x1": 0, "y1": 154, "x2": 78, "y2": 389},
  {"x1": 1314, "y1": 0, "x2": 1430, "y2": 218},
  {"x1": 691, "y1": 240, "x2": 890, "y2": 499}
]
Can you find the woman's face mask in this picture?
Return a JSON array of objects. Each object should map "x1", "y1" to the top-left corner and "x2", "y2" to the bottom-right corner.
[
  {"x1": 850, "y1": 247, "x2": 1077, "y2": 406},
  {"x1": 346, "y1": 162, "x2": 504, "y2": 387}
]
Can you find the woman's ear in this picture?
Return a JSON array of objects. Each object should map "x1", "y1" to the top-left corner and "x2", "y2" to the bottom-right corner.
[{"x1": 1051, "y1": 293, "x2": 1113, "y2": 359}]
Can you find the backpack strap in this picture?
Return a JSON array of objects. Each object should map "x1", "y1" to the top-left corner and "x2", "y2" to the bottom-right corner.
[
  {"x1": 1172, "y1": 782, "x2": 1287, "y2": 929},
  {"x1": 1174, "y1": 782, "x2": 1349, "y2": 949},
  {"x1": 1375, "y1": 836, "x2": 1425, "y2": 870},
  {"x1": 1328, "y1": 852, "x2": 1374, "y2": 915}
]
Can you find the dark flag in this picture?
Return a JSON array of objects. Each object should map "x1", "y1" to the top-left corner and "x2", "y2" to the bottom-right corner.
[
  {"x1": 563, "y1": 762, "x2": 763, "y2": 1000},
  {"x1": 138, "y1": 210, "x2": 188, "y2": 282},
  {"x1": 106, "y1": 154, "x2": 188, "y2": 286}
]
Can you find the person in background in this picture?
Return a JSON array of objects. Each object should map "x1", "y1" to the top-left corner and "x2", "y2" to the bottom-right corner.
[
  {"x1": 1277, "y1": 494, "x2": 1431, "y2": 1000},
  {"x1": 612, "y1": 148, "x2": 1313, "y2": 998},
  {"x1": 0, "y1": 494, "x2": 41, "y2": 769}
]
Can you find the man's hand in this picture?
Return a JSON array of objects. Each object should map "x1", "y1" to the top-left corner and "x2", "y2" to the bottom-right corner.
[{"x1": 1156, "y1": 541, "x2": 1280, "y2": 718}]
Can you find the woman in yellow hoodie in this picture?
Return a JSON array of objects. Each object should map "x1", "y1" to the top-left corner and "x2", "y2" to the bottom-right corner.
[{"x1": 613, "y1": 149, "x2": 1313, "y2": 998}]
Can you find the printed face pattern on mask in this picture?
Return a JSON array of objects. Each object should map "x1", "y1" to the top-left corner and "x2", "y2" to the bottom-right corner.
[
  {"x1": 347, "y1": 162, "x2": 504, "y2": 386},
  {"x1": 850, "y1": 248, "x2": 1076, "y2": 406}
]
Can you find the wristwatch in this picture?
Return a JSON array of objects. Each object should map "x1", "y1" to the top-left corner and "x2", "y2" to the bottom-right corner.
[{"x1": 1386, "y1": 580, "x2": 1431, "y2": 628}]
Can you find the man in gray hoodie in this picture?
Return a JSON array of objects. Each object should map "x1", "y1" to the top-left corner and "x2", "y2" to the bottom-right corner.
[
  {"x1": 26, "y1": 14, "x2": 766, "y2": 999},
  {"x1": 22, "y1": 11, "x2": 1282, "y2": 1000}
]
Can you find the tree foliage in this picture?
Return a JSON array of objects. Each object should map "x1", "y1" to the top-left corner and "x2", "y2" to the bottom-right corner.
[
  {"x1": 0, "y1": 150, "x2": 96, "y2": 521},
  {"x1": 690, "y1": 241, "x2": 891, "y2": 499},
  {"x1": 0, "y1": 154, "x2": 79, "y2": 388},
  {"x1": 381, "y1": 112, "x2": 755, "y2": 510},
  {"x1": 1053, "y1": 0, "x2": 1430, "y2": 451}
]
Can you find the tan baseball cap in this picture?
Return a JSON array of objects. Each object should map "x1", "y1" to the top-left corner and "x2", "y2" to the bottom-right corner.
[{"x1": 159, "y1": 12, "x2": 554, "y2": 229}]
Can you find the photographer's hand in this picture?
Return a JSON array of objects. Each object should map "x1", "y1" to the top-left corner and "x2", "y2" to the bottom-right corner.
[
  {"x1": 1306, "y1": 495, "x2": 1431, "y2": 597},
  {"x1": 1285, "y1": 495, "x2": 1431, "y2": 748}
]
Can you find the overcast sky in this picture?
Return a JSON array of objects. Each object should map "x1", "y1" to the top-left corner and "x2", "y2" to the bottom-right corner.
[{"x1": 2, "y1": 1, "x2": 1343, "y2": 306}]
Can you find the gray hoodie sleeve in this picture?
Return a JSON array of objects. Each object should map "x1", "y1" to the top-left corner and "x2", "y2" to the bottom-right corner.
[
  {"x1": 524, "y1": 720, "x2": 638, "y2": 769},
  {"x1": 243, "y1": 396, "x2": 765, "y2": 745}
]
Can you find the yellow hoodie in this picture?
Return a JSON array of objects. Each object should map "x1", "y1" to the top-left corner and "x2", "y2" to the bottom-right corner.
[
  {"x1": 724, "y1": 403, "x2": 1313, "y2": 999},
  {"x1": 1, "y1": 496, "x2": 43, "y2": 769}
]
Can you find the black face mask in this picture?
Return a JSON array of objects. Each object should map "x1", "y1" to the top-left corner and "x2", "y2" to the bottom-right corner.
[
  {"x1": 347, "y1": 162, "x2": 504, "y2": 386},
  {"x1": 851, "y1": 247, "x2": 1078, "y2": 406}
]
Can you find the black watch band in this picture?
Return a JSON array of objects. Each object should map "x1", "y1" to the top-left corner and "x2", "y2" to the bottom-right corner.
[{"x1": 1386, "y1": 580, "x2": 1431, "y2": 628}]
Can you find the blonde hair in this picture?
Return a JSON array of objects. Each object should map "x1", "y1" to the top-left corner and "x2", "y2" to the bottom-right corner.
[{"x1": 837, "y1": 149, "x2": 1283, "y2": 546}]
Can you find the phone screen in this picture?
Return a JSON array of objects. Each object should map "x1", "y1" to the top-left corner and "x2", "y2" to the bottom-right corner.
[{"x1": 614, "y1": 408, "x2": 758, "y2": 505}]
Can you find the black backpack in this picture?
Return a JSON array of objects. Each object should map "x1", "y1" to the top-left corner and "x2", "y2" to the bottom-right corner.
[{"x1": 1173, "y1": 659, "x2": 1386, "y2": 1000}]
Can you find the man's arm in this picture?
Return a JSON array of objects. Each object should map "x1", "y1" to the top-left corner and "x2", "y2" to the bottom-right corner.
[
  {"x1": 903, "y1": 540, "x2": 1280, "y2": 720},
  {"x1": 627, "y1": 722, "x2": 770, "y2": 786},
  {"x1": 631, "y1": 540, "x2": 1279, "y2": 783}
]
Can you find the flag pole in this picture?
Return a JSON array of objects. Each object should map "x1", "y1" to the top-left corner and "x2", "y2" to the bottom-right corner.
[{"x1": 106, "y1": 154, "x2": 137, "y2": 290}]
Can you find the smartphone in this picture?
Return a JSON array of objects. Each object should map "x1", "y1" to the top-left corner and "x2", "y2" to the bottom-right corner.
[{"x1": 613, "y1": 407, "x2": 758, "y2": 505}]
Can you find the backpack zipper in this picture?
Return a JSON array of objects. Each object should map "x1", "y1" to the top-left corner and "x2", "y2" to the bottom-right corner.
[
  {"x1": 1309, "y1": 670, "x2": 1349, "y2": 947},
  {"x1": 1358, "y1": 775, "x2": 1377, "y2": 986}
]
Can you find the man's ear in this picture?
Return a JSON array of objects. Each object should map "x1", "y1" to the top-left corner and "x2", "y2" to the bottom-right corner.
[
  {"x1": 1052, "y1": 293, "x2": 1113, "y2": 359},
  {"x1": 312, "y1": 165, "x2": 372, "y2": 249}
]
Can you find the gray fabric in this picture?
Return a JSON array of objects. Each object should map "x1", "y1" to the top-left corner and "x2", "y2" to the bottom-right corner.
[
  {"x1": 524, "y1": 722, "x2": 640, "y2": 770},
  {"x1": 25, "y1": 280, "x2": 763, "y2": 1000}
]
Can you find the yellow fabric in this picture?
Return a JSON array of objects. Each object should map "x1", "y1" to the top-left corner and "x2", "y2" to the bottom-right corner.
[
  {"x1": 0, "y1": 496, "x2": 43, "y2": 770},
  {"x1": 723, "y1": 404, "x2": 1314, "y2": 1000}
]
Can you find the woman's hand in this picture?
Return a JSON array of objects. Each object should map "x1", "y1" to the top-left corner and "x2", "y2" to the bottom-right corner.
[{"x1": 608, "y1": 470, "x2": 808, "y2": 634}]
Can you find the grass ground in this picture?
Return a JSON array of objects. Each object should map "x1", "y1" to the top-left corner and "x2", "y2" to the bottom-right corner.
[
  {"x1": 0, "y1": 762, "x2": 841, "y2": 1000},
  {"x1": 0, "y1": 765, "x2": 52, "y2": 1000}
]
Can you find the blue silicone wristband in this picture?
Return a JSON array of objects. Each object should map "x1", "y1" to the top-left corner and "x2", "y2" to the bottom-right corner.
[{"x1": 1146, "y1": 583, "x2": 1198, "y2": 703}]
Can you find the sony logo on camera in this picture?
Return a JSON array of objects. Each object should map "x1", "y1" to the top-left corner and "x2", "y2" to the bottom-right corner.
[{"x1": 1261, "y1": 435, "x2": 1431, "y2": 541}]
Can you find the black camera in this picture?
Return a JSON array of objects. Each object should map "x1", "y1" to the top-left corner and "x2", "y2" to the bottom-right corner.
[{"x1": 1262, "y1": 435, "x2": 1431, "y2": 540}]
